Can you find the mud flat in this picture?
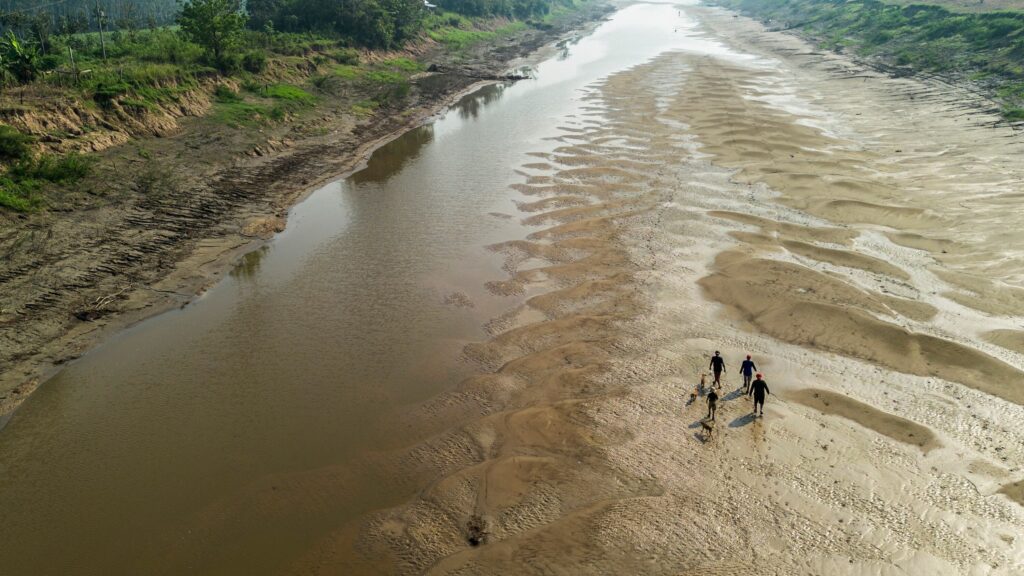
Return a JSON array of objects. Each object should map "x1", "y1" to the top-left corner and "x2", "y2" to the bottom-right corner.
[{"x1": 286, "y1": 3, "x2": 1024, "y2": 574}]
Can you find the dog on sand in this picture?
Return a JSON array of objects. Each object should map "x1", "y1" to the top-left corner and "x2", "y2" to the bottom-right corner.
[{"x1": 700, "y1": 418, "x2": 714, "y2": 439}]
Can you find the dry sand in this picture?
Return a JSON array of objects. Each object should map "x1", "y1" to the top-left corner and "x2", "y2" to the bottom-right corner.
[{"x1": 131, "y1": 4, "x2": 1024, "y2": 573}]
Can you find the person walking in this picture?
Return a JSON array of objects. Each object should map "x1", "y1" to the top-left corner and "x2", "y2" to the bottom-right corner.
[
  {"x1": 706, "y1": 386, "x2": 719, "y2": 421},
  {"x1": 740, "y1": 354, "x2": 758, "y2": 392},
  {"x1": 709, "y1": 351, "x2": 726, "y2": 387},
  {"x1": 749, "y1": 373, "x2": 770, "y2": 416}
]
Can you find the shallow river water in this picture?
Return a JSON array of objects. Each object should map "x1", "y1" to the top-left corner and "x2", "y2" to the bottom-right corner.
[
  {"x1": 0, "y1": 4, "x2": 719, "y2": 574},
  {"x1": 5, "y1": 1, "x2": 1024, "y2": 573}
]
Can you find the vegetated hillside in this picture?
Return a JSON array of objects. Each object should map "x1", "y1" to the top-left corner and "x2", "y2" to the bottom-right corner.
[
  {"x1": 0, "y1": 0, "x2": 588, "y2": 212},
  {"x1": 711, "y1": 0, "x2": 1024, "y2": 119},
  {"x1": 884, "y1": 0, "x2": 1024, "y2": 14}
]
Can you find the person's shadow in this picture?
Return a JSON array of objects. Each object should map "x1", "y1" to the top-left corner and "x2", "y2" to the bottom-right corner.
[
  {"x1": 729, "y1": 412, "x2": 756, "y2": 428},
  {"x1": 724, "y1": 388, "x2": 746, "y2": 401}
]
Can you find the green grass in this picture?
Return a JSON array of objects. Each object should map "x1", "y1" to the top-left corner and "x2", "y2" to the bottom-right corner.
[
  {"x1": 382, "y1": 57, "x2": 423, "y2": 72},
  {"x1": 496, "y1": 21, "x2": 529, "y2": 35},
  {"x1": 263, "y1": 84, "x2": 316, "y2": 104},
  {"x1": 333, "y1": 64, "x2": 364, "y2": 79},
  {"x1": 213, "y1": 100, "x2": 270, "y2": 127},
  {"x1": 0, "y1": 152, "x2": 92, "y2": 212},
  {"x1": 1003, "y1": 106, "x2": 1024, "y2": 119},
  {"x1": 424, "y1": 13, "x2": 531, "y2": 51},
  {"x1": 10, "y1": 153, "x2": 93, "y2": 183},
  {"x1": 352, "y1": 99, "x2": 380, "y2": 116},
  {"x1": 428, "y1": 27, "x2": 496, "y2": 50},
  {"x1": 213, "y1": 84, "x2": 315, "y2": 126},
  {"x1": 0, "y1": 181, "x2": 39, "y2": 211},
  {"x1": 363, "y1": 69, "x2": 405, "y2": 85}
]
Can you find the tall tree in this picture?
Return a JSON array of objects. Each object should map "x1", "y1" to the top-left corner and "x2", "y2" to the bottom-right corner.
[{"x1": 177, "y1": 0, "x2": 246, "y2": 65}]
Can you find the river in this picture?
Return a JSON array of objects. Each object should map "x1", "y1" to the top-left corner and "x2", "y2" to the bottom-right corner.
[
  {"x1": 0, "y1": 4, "x2": 715, "y2": 574},
  {"x1": 4, "y1": 1, "x2": 1024, "y2": 574}
]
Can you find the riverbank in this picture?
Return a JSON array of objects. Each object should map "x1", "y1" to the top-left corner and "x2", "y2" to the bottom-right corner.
[
  {"x1": 708, "y1": 0, "x2": 1024, "y2": 120},
  {"x1": 0, "y1": 1, "x2": 613, "y2": 420},
  {"x1": 250, "y1": 4, "x2": 1024, "y2": 573}
]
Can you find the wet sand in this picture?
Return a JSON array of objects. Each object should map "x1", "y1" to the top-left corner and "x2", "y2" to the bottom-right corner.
[
  {"x1": 790, "y1": 388, "x2": 938, "y2": 452},
  {"x1": 4, "y1": 2, "x2": 1024, "y2": 574},
  {"x1": 288, "y1": 3, "x2": 1024, "y2": 573}
]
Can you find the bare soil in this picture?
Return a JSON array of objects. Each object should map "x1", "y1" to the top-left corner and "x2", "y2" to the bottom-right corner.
[{"x1": 0, "y1": 3, "x2": 613, "y2": 419}]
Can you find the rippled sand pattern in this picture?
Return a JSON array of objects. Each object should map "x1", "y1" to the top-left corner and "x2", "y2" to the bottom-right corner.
[
  {"x1": 146, "y1": 10, "x2": 1024, "y2": 574},
  {"x1": 234, "y1": 22, "x2": 1024, "y2": 572}
]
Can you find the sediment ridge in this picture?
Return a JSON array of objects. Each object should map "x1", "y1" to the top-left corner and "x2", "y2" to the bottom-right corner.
[{"x1": 167, "y1": 9, "x2": 1024, "y2": 570}]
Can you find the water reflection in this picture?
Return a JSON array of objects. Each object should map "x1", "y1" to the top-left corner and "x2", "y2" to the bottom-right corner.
[
  {"x1": 351, "y1": 125, "x2": 434, "y2": 184},
  {"x1": 229, "y1": 246, "x2": 270, "y2": 280},
  {"x1": 352, "y1": 84, "x2": 510, "y2": 186},
  {"x1": 456, "y1": 83, "x2": 508, "y2": 120}
]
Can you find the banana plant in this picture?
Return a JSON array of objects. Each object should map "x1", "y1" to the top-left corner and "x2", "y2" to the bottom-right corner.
[{"x1": 0, "y1": 32, "x2": 40, "y2": 84}]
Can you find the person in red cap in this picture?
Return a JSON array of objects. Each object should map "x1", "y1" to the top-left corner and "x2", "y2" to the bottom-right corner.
[
  {"x1": 739, "y1": 354, "x2": 757, "y2": 393},
  {"x1": 748, "y1": 373, "x2": 770, "y2": 416}
]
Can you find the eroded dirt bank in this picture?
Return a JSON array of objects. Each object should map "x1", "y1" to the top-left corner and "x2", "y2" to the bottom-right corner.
[
  {"x1": 0, "y1": 4, "x2": 612, "y2": 418},
  {"x1": 194, "y1": 5, "x2": 1024, "y2": 574}
]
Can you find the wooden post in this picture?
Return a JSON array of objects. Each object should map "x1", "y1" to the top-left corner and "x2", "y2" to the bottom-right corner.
[
  {"x1": 68, "y1": 46, "x2": 79, "y2": 85},
  {"x1": 95, "y1": 1, "x2": 107, "y2": 61}
]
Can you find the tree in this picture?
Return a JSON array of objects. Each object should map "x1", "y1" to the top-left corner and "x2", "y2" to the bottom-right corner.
[
  {"x1": 30, "y1": 13, "x2": 53, "y2": 54},
  {"x1": 177, "y1": 0, "x2": 246, "y2": 66},
  {"x1": 0, "y1": 32, "x2": 40, "y2": 83},
  {"x1": 117, "y1": 0, "x2": 142, "y2": 41}
]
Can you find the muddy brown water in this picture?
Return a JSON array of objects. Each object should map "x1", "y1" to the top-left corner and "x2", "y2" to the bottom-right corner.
[{"x1": 0, "y1": 5, "x2": 705, "y2": 574}]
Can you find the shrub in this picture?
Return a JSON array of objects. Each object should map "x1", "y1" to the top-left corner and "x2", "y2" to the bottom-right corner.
[
  {"x1": 213, "y1": 52, "x2": 243, "y2": 73},
  {"x1": 38, "y1": 53, "x2": 63, "y2": 71},
  {"x1": 136, "y1": 31, "x2": 205, "y2": 65},
  {"x1": 214, "y1": 84, "x2": 242, "y2": 102},
  {"x1": 0, "y1": 126, "x2": 35, "y2": 163},
  {"x1": 242, "y1": 50, "x2": 267, "y2": 73}
]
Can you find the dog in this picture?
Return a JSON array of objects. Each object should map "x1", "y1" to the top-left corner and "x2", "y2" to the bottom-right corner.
[
  {"x1": 700, "y1": 418, "x2": 714, "y2": 439},
  {"x1": 689, "y1": 387, "x2": 698, "y2": 404}
]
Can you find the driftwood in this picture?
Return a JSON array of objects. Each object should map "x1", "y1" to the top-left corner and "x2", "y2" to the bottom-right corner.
[{"x1": 74, "y1": 284, "x2": 132, "y2": 321}]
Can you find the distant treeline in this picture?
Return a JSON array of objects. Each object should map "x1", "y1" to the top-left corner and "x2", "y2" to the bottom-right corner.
[
  {"x1": 247, "y1": 0, "x2": 565, "y2": 48},
  {"x1": 0, "y1": 0, "x2": 179, "y2": 35},
  {"x1": 711, "y1": 0, "x2": 1024, "y2": 116},
  {"x1": 0, "y1": 0, "x2": 573, "y2": 52}
]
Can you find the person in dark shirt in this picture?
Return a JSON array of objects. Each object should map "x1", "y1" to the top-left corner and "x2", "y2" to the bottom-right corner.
[
  {"x1": 748, "y1": 373, "x2": 770, "y2": 416},
  {"x1": 740, "y1": 354, "x2": 757, "y2": 392},
  {"x1": 706, "y1": 387, "x2": 719, "y2": 421},
  {"x1": 709, "y1": 351, "x2": 726, "y2": 387}
]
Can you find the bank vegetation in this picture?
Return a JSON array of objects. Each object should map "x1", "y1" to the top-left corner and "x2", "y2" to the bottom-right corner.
[{"x1": 0, "y1": 0, "x2": 586, "y2": 211}]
